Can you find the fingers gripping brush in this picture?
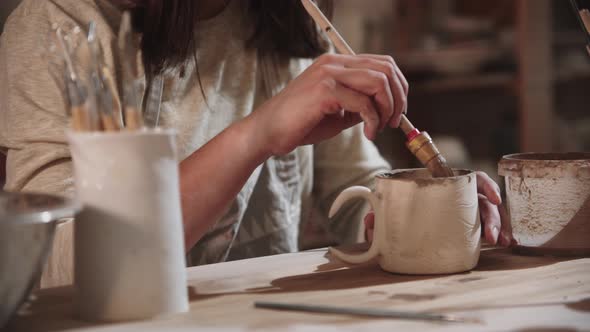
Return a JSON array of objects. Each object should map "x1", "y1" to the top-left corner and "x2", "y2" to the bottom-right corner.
[{"x1": 301, "y1": 0, "x2": 454, "y2": 178}]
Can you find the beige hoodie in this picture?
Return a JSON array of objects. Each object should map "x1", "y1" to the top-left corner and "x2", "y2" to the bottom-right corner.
[{"x1": 0, "y1": 0, "x2": 390, "y2": 288}]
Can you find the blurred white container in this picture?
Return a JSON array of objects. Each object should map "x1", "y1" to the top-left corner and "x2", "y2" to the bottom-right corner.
[{"x1": 68, "y1": 129, "x2": 188, "y2": 322}]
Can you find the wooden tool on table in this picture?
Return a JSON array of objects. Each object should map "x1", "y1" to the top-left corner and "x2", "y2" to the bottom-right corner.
[
  {"x1": 254, "y1": 301, "x2": 480, "y2": 324},
  {"x1": 301, "y1": 0, "x2": 454, "y2": 178}
]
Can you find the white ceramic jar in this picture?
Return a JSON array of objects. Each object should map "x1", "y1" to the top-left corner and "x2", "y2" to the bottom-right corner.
[{"x1": 68, "y1": 129, "x2": 188, "y2": 322}]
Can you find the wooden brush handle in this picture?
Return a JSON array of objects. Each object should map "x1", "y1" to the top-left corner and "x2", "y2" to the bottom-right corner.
[
  {"x1": 302, "y1": 0, "x2": 453, "y2": 177},
  {"x1": 101, "y1": 67, "x2": 124, "y2": 128},
  {"x1": 398, "y1": 115, "x2": 415, "y2": 135},
  {"x1": 580, "y1": 9, "x2": 590, "y2": 32},
  {"x1": 100, "y1": 113, "x2": 121, "y2": 132},
  {"x1": 125, "y1": 106, "x2": 144, "y2": 130},
  {"x1": 71, "y1": 105, "x2": 89, "y2": 132},
  {"x1": 301, "y1": 0, "x2": 416, "y2": 137}
]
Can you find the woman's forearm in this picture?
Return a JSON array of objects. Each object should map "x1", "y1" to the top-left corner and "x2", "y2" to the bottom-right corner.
[
  {"x1": 179, "y1": 114, "x2": 270, "y2": 250},
  {"x1": 178, "y1": 52, "x2": 411, "y2": 251}
]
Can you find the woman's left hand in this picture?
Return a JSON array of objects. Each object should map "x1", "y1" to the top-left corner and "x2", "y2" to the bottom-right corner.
[
  {"x1": 475, "y1": 171, "x2": 514, "y2": 246},
  {"x1": 363, "y1": 171, "x2": 515, "y2": 246}
]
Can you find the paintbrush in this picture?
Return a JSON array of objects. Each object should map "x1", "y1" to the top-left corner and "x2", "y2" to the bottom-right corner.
[
  {"x1": 254, "y1": 301, "x2": 480, "y2": 324},
  {"x1": 582, "y1": 9, "x2": 590, "y2": 32},
  {"x1": 101, "y1": 66, "x2": 124, "y2": 128},
  {"x1": 300, "y1": 0, "x2": 454, "y2": 178},
  {"x1": 570, "y1": 0, "x2": 590, "y2": 55},
  {"x1": 87, "y1": 22, "x2": 122, "y2": 132},
  {"x1": 118, "y1": 12, "x2": 145, "y2": 130},
  {"x1": 55, "y1": 28, "x2": 95, "y2": 132},
  {"x1": 580, "y1": 9, "x2": 590, "y2": 55}
]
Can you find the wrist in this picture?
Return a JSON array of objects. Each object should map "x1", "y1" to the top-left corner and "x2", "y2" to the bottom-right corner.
[{"x1": 239, "y1": 110, "x2": 274, "y2": 163}]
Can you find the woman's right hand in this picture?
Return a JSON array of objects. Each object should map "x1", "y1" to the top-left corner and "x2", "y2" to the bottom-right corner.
[{"x1": 249, "y1": 53, "x2": 409, "y2": 156}]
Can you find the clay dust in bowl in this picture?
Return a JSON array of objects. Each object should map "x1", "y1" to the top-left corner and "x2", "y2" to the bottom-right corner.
[{"x1": 498, "y1": 153, "x2": 590, "y2": 256}]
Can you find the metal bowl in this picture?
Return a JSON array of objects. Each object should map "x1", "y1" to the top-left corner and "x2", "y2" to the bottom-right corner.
[{"x1": 0, "y1": 191, "x2": 80, "y2": 328}]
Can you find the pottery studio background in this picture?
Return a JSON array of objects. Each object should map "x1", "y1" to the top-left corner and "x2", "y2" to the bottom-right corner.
[{"x1": 1, "y1": 0, "x2": 589, "y2": 197}]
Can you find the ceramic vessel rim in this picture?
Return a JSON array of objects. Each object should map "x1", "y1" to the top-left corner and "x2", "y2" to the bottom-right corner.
[
  {"x1": 498, "y1": 152, "x2": 590, "y2": 178},
  {"x1": 0, "y1": 192, "x2": 81, "y2": 225},
  {"x1": 376, "y1": 168, "x2": 474, "y2": 182},
  {"x1": 500, "y1": 152, "x2": 590, "y2": 163},
  {"x1": 66, "y1": 128, "x2": 176, "y2": 140}
]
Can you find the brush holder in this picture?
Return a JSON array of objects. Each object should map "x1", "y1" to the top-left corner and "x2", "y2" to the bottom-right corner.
[{"x1": 68, "y1": 129, "x2": 188, "y2": 322}]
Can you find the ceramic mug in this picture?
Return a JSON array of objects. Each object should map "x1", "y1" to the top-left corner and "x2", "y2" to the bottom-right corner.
[
  {"x1": 68, "y1": 129, "x2": 189, "y2": 322},
  {"x1": 329, "y1": 169, "x2": 481, "y2": 274}
]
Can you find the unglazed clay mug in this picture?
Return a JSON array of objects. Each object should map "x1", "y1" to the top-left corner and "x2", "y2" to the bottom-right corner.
[
  {"x1": 68, "y1": 129, "x2": 189, "y2": 322},
  {"x1": 329, "y1": 169, "x2": 481, "y2": 274}
]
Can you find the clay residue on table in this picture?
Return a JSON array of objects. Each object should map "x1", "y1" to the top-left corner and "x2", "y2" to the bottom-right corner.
[{"x1": 566, "y1": 297, "x2": 590, "y2": 312}]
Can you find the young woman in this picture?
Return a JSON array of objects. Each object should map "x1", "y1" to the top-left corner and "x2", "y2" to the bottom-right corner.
[{"x1": 0, "y1": 0, "x2": 511, "y2": 286}]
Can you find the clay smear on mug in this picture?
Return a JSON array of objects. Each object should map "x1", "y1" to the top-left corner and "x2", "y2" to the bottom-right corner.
[{"x1": 378, "y1": 169, "x2": 472, "y2": 187}]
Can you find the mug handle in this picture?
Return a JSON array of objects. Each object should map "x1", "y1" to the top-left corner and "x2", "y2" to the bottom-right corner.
[{"x1": 328, "y1": 186, "x2": 382, "y2": 264}]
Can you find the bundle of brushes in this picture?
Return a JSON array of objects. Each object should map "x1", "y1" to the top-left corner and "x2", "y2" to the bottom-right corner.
[{"x1": 52, "y1": 12, "x2": 144, "y2": 132}]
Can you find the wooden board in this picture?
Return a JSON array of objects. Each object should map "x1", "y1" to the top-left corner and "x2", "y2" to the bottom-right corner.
[{"x1": 7, "y1": 245, "x2": 590, "y2": 331}]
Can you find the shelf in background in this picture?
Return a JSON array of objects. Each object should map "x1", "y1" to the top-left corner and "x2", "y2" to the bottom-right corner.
[
  {"x1": 555, "y1": 68, "x2": 590, "y2": 82},
  {"x1": 410, "y1": 72, "x2": 516, "y2": 94},
  {"x1": 553, "y1": 30, "x2": 589, "y2": 47},
  {"x1": 407, "y1": 67, "x2": 590, "y2": 95}
]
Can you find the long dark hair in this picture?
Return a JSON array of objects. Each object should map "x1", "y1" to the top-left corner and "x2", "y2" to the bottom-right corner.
[{"x1": 114, "y1": 0, "x2": 332, "y2": 76}]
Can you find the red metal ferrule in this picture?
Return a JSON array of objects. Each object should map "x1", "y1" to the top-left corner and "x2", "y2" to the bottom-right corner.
[{"x1": 406, "y1": 128, "x2": 421, "y2": 142}]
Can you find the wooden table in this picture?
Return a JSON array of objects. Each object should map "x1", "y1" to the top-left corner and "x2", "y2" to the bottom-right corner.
[{"x1": 8, "y1": 245, "x2": 590, "y2": 331}]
